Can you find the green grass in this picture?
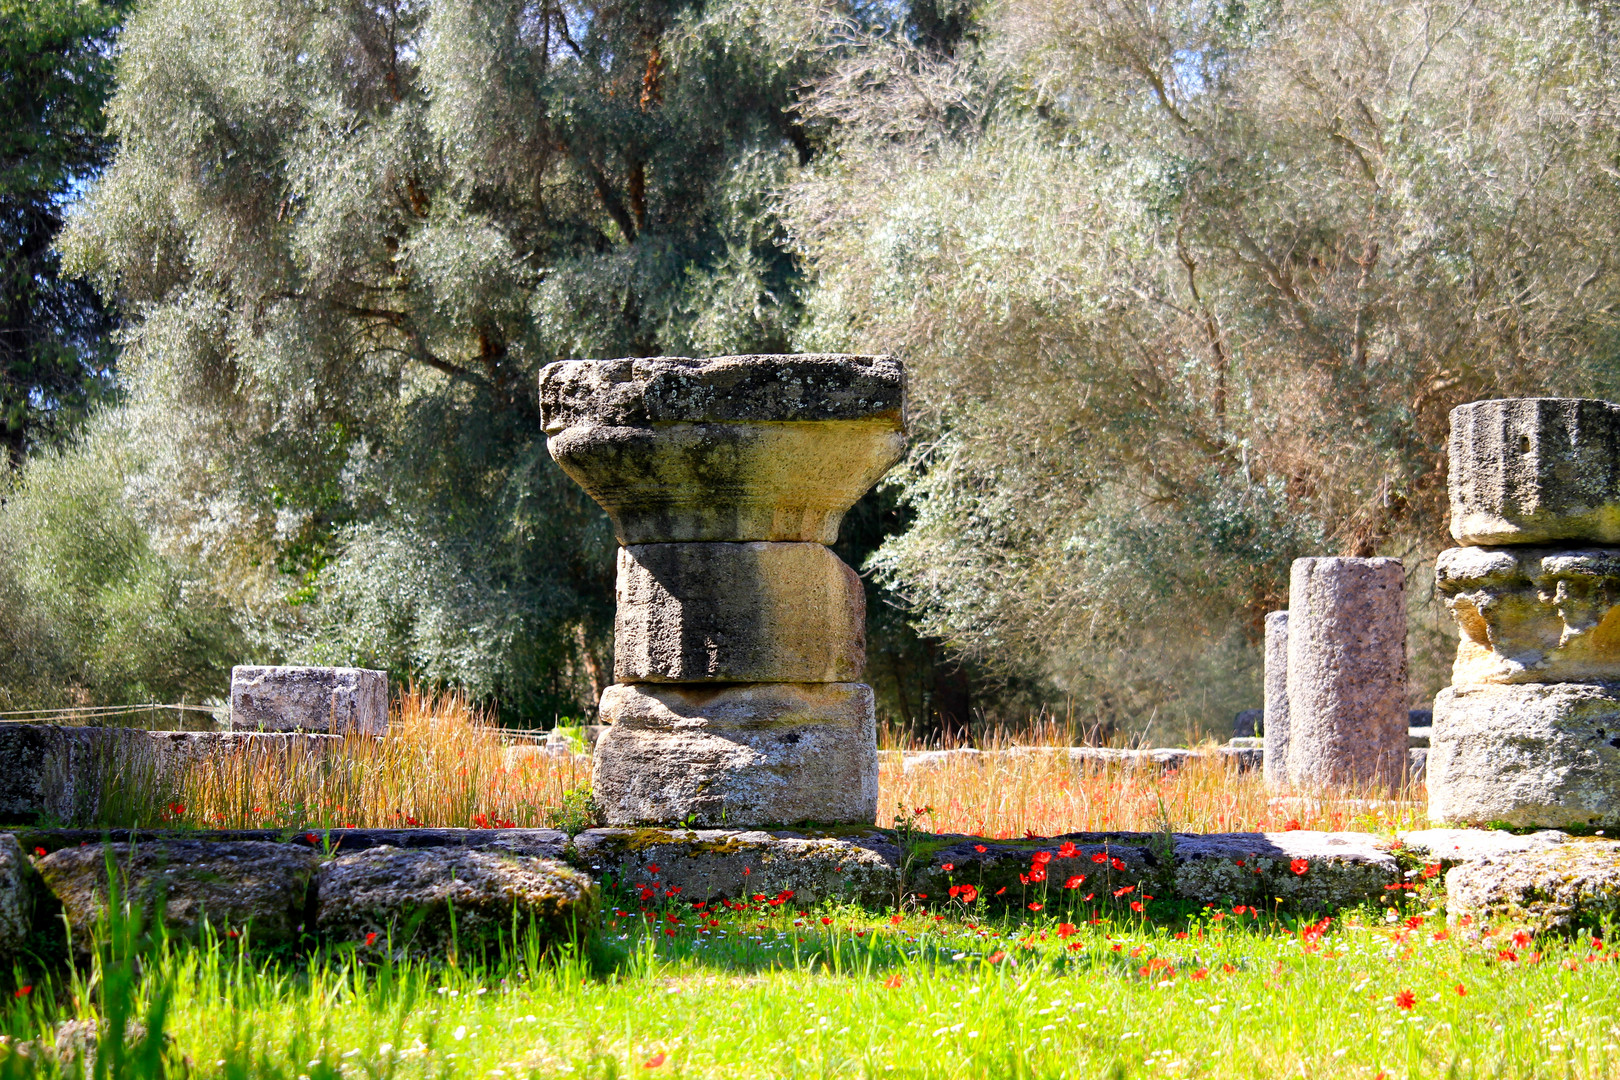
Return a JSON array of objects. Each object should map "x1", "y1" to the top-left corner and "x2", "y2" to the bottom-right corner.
[{"x1": 0, "y1": 895, "x2": 1616, "y2": 1079}]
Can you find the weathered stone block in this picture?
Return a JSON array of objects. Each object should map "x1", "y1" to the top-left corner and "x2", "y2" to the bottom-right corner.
[
  {"x1": 615, "y1": 541, "x2": 865, "y2": 683},
  {"x1": 1449, "y1": 397, "x2": 1620, "y2": 545},
  {"x1": 36, "y1": 840, "x2": 318, "y2": 949},
  {"x1": 1436, "y1": 545, "x2": 1620, "y2": 685},
  {"x1": 540, "y1": 355, "x2": 906, "y2": 544},
  {"x1": 0, "y1": 834, "x2": 40, "y2": 958},
  {"x1": 1232, "y1": 709, "x2": 1261, "y2": 738},
  {"x1": 316, "y1": 847, "x2": 596, "y2": 956},
  {"x1": 592, "y1": 682, "x2": 878, "y2": 827},
  {"x1": 1263, "y1": 610, "x2": 1290, "y2": 789},
  {"x1": 1174, "y1": 832, "x2": 1398, "y2": 909},
  {"x1": 1445, "y1": 841, "x2": 1620, "y2": 931},
  {"x1": 230, "y1": 666, "x2": 387, "y2": 734},
  {"x1": 1286, "y1": 557, "x2": 1409, "y2": 789},
  {"x1": 1428, "y1": 682, "x2": 1620, "y2": 827}
]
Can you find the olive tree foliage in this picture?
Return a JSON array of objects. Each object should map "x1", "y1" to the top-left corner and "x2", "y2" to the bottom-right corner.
[
  {"x1": 788, "y1": 0, "x2": 1620, "y2": 736},
  {"x1": 52, "y1": 0, "x2": 840, "y2": 719}
]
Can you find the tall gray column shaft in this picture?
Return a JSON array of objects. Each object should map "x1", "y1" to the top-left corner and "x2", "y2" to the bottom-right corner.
[
  {"x1": 1286, "y1": 557, "x2": 1408, "y2": 790},
  {"x1": 1262, "y1": 611, "x2": 1290, "y2": 789}
]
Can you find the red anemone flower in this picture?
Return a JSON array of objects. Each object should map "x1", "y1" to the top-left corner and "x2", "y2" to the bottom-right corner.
[
  {"x1": 1289, "y1": 859, "x2": 1309, "y2": 875},
  {"x1": 1394, "y1": 990, "x2": 1416, "y2": 1010}
]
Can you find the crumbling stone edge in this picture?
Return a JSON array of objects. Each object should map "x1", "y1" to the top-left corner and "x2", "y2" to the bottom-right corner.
[{"x1": 3, "y1": 824, "x2": 1611, "y2": 948}]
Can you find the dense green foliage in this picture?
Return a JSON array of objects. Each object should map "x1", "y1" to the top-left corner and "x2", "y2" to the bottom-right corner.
[
  {"x1": 4, "y1": 0, "x2": 855, "y2": 720},
  {"x1": 0, "y1": 0, "x2": 124, "y2": 463},
  {"x1": 789, "y1": 0, "x2": 1620, "y2": 735},
  {"x1": 13, "y1": 0, "x2": 1620, "y2": 736}
]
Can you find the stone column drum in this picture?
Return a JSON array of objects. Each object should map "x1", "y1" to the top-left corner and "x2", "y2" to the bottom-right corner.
[
  {"x1": 1429, "y1": 398, "x2": 1620, "y2": 827},
  {"x1": 1286, "y1": 557, "x2": 1409, "y2": 790},
  {"x1": 539, "y1": 354, "x2": 907, "y2": 826},
  {"x1": 1262, "y1": 610, "x2": 1290, "y2": 789}
]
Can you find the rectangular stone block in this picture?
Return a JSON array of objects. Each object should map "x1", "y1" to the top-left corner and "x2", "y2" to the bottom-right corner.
[
  {"x1": 591, "y1": 682, "x2": 878, "y2": 827},
  {"x1": 1429, "y1": 682, "x2": 1620, "y2": 828},
  {"x1": 1449, "y1": 398, "x2": 1620, "y2": 545},
  {"x1": 230, "y1": 666, "x2": 388, "y2": 734},
  {"x1": 614, "y1": 542, "x2": 865, "y2": 683}
]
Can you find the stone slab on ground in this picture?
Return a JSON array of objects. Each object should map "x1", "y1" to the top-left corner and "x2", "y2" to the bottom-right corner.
[
  {"x1": 230, "y1": 665, "x2": 388, "y2": 734},
  {"x1": 35, "y1": 840, "x2": 319, "y2": 949},
  {"x1": 1174, "y1": 832, "x2": 1399, "y2": 908},
  {"x1": 876, "y1": 745, "x2": 1368, "y2": 775},
  {"x1": 316, "y1": 846, "x2": 596, "y2": 956},
  {"x1": 11, "y1": 827, "x2": 569, "y2": 857},
  {"x1": 1397, "y1": 828, "x2": 1575, "y2": 864},
  {"x1": 5, "y1": 826, "x2": 1616, "y2": 926},
  {"x1": 1445, "y1": 840, "x2": 1620, "y2": 930}
]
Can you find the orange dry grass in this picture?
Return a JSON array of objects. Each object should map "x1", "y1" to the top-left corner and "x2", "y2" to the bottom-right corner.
[
  {"x1": 132, "y1": 692, "x2": 1421, "y2": 836},
  {"x1": 151, "y1": 689, "x2": 589, "y2": 830},
  {"x1": 878, "y1": 751, "x2": 1426, "y2": 837}
]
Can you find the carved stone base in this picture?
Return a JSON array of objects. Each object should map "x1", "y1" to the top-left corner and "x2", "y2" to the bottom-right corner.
[
  {"x1": 591, "y1": 683, "x2": 878, "y2": 827},
  {"x1": 1428, "y1": 682, "x2": 1620, "y2": 828}
]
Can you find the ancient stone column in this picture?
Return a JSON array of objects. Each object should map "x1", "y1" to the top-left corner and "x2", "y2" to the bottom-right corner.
[
  {"x1": 1430, "y1": 398, "x2": 1620, "y2": 827},
  {"x1": 1262, "y1": 610, "x2": 1290, "y2": 789},
  {"x1": 1285, "y1": 558, "x2": 1409, "y2": 790},
  {"x1": 540, "y1": 354, "x2": 906, "y2": 827}
]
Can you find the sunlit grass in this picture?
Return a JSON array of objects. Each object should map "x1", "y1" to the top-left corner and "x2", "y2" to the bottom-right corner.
[{"x1": 3, "y1": 895, "x2": 1615, "y2": 1079}]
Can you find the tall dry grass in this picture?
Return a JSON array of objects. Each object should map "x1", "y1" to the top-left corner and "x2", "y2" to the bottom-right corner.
[
  {"x1": 879, "y1": 751, "x2": 1426, "y2": 837},
  {"x1": 90, "y1": 691, "x2": 1423, "y2": 835},
  {"x1": 92, "y1": 689, "x2": 590, "y2": 830}
]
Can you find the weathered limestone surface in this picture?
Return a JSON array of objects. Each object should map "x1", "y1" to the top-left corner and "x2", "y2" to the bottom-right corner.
[
  {"x1": 316, "y1": 847, "x2": 596, "y2": 955},
  {"x1": 1174, "y1": 832, "x2": 1398, "y2": 908},
  {"x1": 1428, "y1": 682, "x2": 1620, "y2": 827},
  {"x1": 231, "y1": 666, "x2": 388, "y2": 734},
  {"x1": 615, "y1": 541, "x2": 864, "y2": 683},
  {"x1": 1436, "y1": 545, "x2": 1620, "y2": 685},
  {"x1": 1286, "y1": 558, "x2": 1409, "y2": 789},
  {"x1": 1449, "y1": 398, "x2": 1620, "y2": 546},
  {"x1": 0, "y1": 725, "x2": 341, "y2": 825},
  {"x1": 36, "y1": 840, "x2": 318, "y2": 948},
  {"x1": 540, "y1": 355, "x2": 906, "y2": 544},
  {"x1": 1399, "y1": 828, "x2": 1572, "y2": 863},
  {"x1": 1263, "y1": 610, "x2": 1290, "y2": 788},
  {"x1": 0, "y1": 835, "x2": 41, "y2": 957},
  {"x1": 593, "y1": 682, "x2": 878, "y2": 827},
  {"x1": 1446, "y1": 841, "x2": 1620, "y2": 930}
]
